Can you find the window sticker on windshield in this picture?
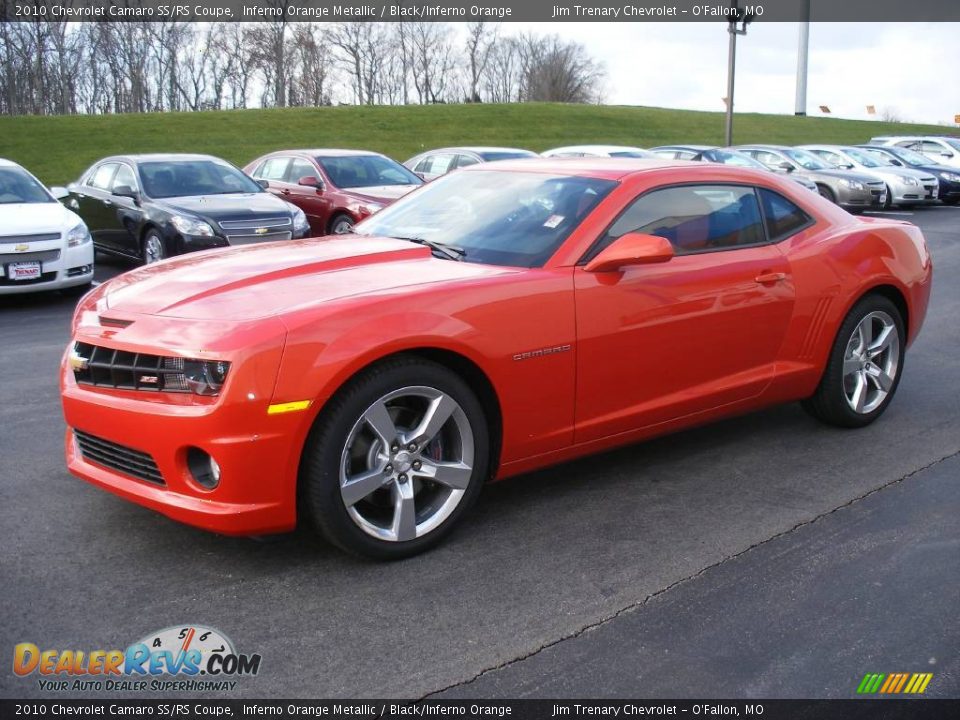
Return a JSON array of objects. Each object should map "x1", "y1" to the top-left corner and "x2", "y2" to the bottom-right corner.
[{"x1": 544, "y1": 215, "x2": 565, "y2": 228}]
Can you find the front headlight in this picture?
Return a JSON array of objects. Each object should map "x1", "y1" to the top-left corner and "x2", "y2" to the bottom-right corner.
[
  {"x1": 841, "y1": 179, "x2": 865, "y2": 191},
  {"x1": 170, "y1": 215, "x2": 215, "y2": 237},
  {"x1": 162, "y1": 357, "x2": 230, "y2": 396},
  {"x1": 941, "y1": 172, "x2": 960, "y2": 183},
  {"x1": 291, "y1": 206, "x2": 310, "y2": 232},
  {"x1": 901, "y1": 176, "x2": 919, "y2": 186},
  {"x1": 66, "y1": 223, "x2": 91, "y2": 247}
]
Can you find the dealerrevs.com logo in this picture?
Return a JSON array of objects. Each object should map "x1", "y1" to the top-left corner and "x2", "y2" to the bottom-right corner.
[{"x1": 13, "y1": 625, "x2": 261, "y2": 692}]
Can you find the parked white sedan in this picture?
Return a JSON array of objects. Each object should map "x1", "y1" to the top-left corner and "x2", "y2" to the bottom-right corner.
[{"x1": 0, "y1": 159, "x2": 94, "y2": 295}]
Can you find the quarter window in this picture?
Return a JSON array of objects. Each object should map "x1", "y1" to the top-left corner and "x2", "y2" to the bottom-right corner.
[
  {"x1": 601, "y1": 184, "x2": 765, "y2": 255},
  {"x1": 456, "y1": 154, "x2": 480, "y2": 168},
  {"x1": 759, "y1": 188, "x2": 813, "y2": 241}
]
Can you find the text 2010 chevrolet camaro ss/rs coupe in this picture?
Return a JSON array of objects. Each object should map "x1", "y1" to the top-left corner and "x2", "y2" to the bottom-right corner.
[{"x1": 61, "y1": 159, "x2": 932, "y2": 559}]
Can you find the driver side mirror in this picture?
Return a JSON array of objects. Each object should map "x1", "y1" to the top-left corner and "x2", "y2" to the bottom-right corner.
[
  {"x1": 256, "y1": 179, "x2": 270, "y2": 190},
  {"x1": 112, "y1": 185, "x2": 140, "y2": 203},
  {"x1": 49, "y1": 186, "x2": 70, "y2": 200},
  {"x1": 839, "y1": 162, "x2": 854, "y2": 169},
  {"x1": 778, "y1": 162, "x2": 794, "y2": 173},
  {"x1": 298, "y1": 175, "x2": 325, "y2": 191},
  {"x1": 585, "y1": 232, "x2": 674, "y2": 273}
]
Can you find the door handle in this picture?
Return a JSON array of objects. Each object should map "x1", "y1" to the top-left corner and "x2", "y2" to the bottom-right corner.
[
  {"x1": 103, "y1": 200, "x2": 113, "y2": 207},
  {"x1": 754, "y1": 271, "x2": 787, "y2": 285},
  {"x1": 281, "y1": 189, "x2": 291, "y2": 195}
]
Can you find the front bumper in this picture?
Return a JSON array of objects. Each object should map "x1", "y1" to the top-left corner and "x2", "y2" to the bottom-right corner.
[
  {"x1": 0, "y1": 240, "x2": 93, "y2": 295},
  {"x1": 60, "y1": 326, "x2": 307, "y2": 536},
  {"x1": 836, "y1": 183, "x2": 885, "y2": 210},
  {"x1": 888, "y1": 179, "x2": 932, "y2": 205}
]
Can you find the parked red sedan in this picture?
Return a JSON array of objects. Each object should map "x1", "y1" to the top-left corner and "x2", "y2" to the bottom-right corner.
[
  {"x1": 244, "y1": 149, "x2": 422, "y2": 235},
  {"x1": 62, "y1": 159, "x2": 931, "y2": 559}
]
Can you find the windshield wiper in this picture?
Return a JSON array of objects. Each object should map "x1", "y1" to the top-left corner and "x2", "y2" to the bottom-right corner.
[{"x1": 391, "y1": 235, "x2": 466, "y2": 261}]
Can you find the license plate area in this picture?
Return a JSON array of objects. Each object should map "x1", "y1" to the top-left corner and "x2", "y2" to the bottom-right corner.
[{"x1": 7, "y1": 261, "x2": 42, "y2": 280}]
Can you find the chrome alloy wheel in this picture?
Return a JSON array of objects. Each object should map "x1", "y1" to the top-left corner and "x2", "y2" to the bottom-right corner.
[
  {"x1": 143, "y1": 235, "x2": 164, "y2": 264},
  {"x1": 842, "y1": 310, "x2": 900, "y2": 414},
  {"x1": 331, "y1": 217, "x2": 354, "y2": 234},
  {"x1": 339, "y1": 386, "x2": 475, "y2": 542}
]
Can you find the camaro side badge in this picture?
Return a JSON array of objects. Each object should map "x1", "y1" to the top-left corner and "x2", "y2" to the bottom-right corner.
[{"x1": 513, "y1": 344, "x2": 572, "y2": 361}]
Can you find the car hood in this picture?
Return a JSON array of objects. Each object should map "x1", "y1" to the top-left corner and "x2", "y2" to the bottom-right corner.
[
  {"x1": 100, "y1": 236, "x2": 515, "y2": 321},
  {"x1": 0, "y1": 202, "x2": 81, "y2": 237},
  {"x1": 803, "y1": 168, "x2": 878, "y2": 184},
  {"x1": 344, "y1": 185, "x2": 420, "y2": 203},
  {"x1": 156, "y1": 193, "x2": 294, "y2": 222}
]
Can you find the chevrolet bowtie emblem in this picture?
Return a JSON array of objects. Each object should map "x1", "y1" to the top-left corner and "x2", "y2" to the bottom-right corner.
[
  {"x1": 14, "y1": 243, "x2": 29, "y2": 252},
  {"x1": 68, "y1": 348, "x2": 89, "y2": 372},
  {"x1": 254, "y1": 227, "x2": 268, "y2": 235}
]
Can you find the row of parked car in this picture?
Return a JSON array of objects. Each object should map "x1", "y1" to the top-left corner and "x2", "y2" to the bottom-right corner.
[{"x1": 2, "y1": 133, "x2": 957, "y2": 296}]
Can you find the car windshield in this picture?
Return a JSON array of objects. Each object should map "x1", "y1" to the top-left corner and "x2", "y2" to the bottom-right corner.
[
  {"x1": 844, "y1": 148, "x2": 884, "y2": 168},
  {"x1": 318, "y1": 155, "x2": 421, "y2": 189},
  {"x1": 0, "y1": 167, "x2": 53, "y2": 204},
  {"x1": 354, "y1": 170, "x2": 617, "y2": 268},
  {"x1": 609, "y1": 150, "x2": 653, "y2": 158},
  {"x1": 139, "y1": 160, "x2": 262, "y2": 199},
  {"x1": 708, "y1": 150, "x2": 765, "y2": 169},
  {"x1": 885, "y1": 147, "x2": 934, "y2": 166},
  {"x1": 782, "y1": 148, "x2": 831, "y2": 171},
  {"x1": 478, "y1": 151, "x2": 536, "y2": 162},
  {"x1": 944, "y1": 139, "x2": 960, "y2": 152}
]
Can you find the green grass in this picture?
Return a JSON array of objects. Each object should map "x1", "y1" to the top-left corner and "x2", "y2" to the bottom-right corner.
[{"x1": 0, "y1": 102, "x2": 951, "y2": 185}]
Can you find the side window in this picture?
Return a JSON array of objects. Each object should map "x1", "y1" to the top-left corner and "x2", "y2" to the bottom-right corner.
[
  {"x1": 255, "y1": 157, "x2": 290, "y2": 181},
  {"x1": 675, "y1": 151, "x2": 698, "y2": 160},
  {"x1": 759, "y1": 188, "x2": 813, "y2": 242},
  {"x1": 111, "y1": 164, "x2": 138, "y2": 191},
  {"x1": 456, "y1": 154, "x2": 480, "y2": 168},
  {"x1": 818, "y1": 150, "x2": 845, "y2": 167},
  {"x1": 923, "y1": 141, "x2": 951, "y2": 158},
  {"x1": 753, "y1": 151, "x2": 781, "y2": 168},
  {"x1": 414, "y1": 158, "x2": 430, "y2": 173},
  {"x1": 651, "y1": 150, "x2": 678, "y2": 159},
  {"x1": 602, "y1": 185, "x2": 765, "y2": 255},
  {"x1": 427, "y1": 154, "x2": 455, "y2": 177},
  {"x1": 89, "y1": 163, "x2": 118, "y2": 190},
  {"x1": 287, "y1": 158, "x2": 316, "y2": 183}
]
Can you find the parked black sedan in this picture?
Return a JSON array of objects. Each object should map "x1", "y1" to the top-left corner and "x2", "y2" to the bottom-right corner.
[
  {"x1": 53, "y1": 154, "x2": 311, "y2": 264},
  {"x1": 857, "y1": 145, "x2": 960, "y2": 205}
]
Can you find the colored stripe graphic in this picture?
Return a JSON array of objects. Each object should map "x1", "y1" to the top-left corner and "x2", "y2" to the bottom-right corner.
[{"x1": 858, "y1": 672, "x2": 933, "y2": 694}]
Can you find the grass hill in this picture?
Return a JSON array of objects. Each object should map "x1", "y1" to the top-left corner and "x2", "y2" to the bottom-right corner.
[{"x1": 0, "y1": 102, "x2": 952, "y2": 185}]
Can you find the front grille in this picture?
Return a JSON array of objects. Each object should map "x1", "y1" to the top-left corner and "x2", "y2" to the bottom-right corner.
[
  {"x1": 225, "y1": 230, "x2": 292, "y2": 245},
  {"x1": 218, "y1": 216, "x2": 291, "y2": 231},
  {"x1": 0, "y1": 232, "x2": 61, "y2": 245},
  {"x1": 0, "y1": 271, "x2": 56, "y2": 286},
  {"x1": 866, "y1": 182, "x2": 885, "y2": 189},
  {"x1": 73, "y1": 342, "x2": 190, "y2": 393},
  {"x1": 74, "y1": 429, "x2": 164, "y2": 485},
  {"x1": 0, "y1": 249, "x2": 60, "y2": 264}
]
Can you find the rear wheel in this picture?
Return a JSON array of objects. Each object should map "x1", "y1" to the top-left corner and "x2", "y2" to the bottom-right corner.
[
  {"x1": 301, "y1": 356, "x2": 489, "y2": 559},
  {"x1": 802, "y1": 295, "x2": 905, "y2": 428}
]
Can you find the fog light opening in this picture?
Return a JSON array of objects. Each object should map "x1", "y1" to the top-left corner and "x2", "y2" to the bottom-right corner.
[{"x1": 187, "y1": 447, "x2": 220, "y2": 490}]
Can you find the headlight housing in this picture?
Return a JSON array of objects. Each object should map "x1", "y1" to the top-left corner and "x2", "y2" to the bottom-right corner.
[
  {"x1": 840, "y1": 179, "x2": 865, "y2": 191},
  {"x1": 66, "y1": 223, "x2": 91, "y2": 247},
  {"x1": 901, "y1": 176, "x2": 919, "y2": 186},
  {"x1": 291, "y1": 206, "x2": 310, "y2": 233},
  {"x1": 162, "y1": 358, "x2": 231, "y2": 396},
  {"x1": 941, "y1": 171, "x2": 960, "y2": 183},
  {"x1": 170, "y1": 215, "x2": 215, "y2": 237}
]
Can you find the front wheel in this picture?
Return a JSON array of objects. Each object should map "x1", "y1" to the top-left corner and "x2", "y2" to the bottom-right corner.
[
  {"x1": 142, "y1": 230, "x2": 166, "y2": 265},
  {"x1": 328, "y1": 213, "x2": 354, "y2": 235},
  {"x1": 301, "y1": 356, "x2": 489, "y2": 559},
  {"x1": 802, "y1": 295, "x2": 905, "y2": 428}
]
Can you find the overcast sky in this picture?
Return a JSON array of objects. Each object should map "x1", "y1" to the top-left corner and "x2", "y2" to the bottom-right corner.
[{"x1": 517, "y1": 22, "x2": 959, "y2": 125}]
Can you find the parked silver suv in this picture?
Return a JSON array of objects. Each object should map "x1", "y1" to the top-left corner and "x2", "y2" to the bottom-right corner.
[{"x1": 734, "y1": 144, "x2": 885, "y2": 211}]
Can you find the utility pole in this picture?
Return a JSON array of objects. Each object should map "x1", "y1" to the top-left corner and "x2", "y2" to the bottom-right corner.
[
  {"x1": 724, "y1": 0, "x2": 755, "y2": 146},
  {"x1": 795, "y1": 0, "x2": 811, "y2": 115}
]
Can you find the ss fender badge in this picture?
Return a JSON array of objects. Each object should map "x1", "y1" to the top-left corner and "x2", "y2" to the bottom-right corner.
[{"x1": 513, "y1": 344, "x2": 572, "y2": 361}]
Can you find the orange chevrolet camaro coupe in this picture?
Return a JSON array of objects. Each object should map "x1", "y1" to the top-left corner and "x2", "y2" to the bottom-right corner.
[{"x1": 61, "y1": 159, "x2": 932, "y2": 558}]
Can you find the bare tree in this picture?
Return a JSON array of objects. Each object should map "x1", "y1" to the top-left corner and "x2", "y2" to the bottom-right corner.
[
  {"x1": 464, "y1": 21, "x2": 498, "y2": 103},
  {"x1": 514, "y1": 33, "x2": 605, "y2": 104}
]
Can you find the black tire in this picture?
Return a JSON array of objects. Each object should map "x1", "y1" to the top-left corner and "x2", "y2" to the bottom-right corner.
[
  {"x1": 817, "y1": 184, "x2": 836, "y2": 204},
  {"x1": 301, "y1": 355, "x2": 490, "y2": 559},
  {"x1": 141, "y1": 229, "x2": 166, "y2": 265},
  {"x1": 944, "y1": 197, "x2": 960, "y2": 206},
  {"x1": 802, "y1": 294, "x2": 905, "y2": 428},
  {"x1": 884, "y1": 185, "x2": 894, "y2": 209},
  {"x1": 328, "y1": 213, "x2": 354, "y2": 235}
]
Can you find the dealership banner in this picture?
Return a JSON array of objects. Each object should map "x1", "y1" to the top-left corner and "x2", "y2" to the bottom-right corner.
[
  {"x1": 2, "y1": 700, "x2": 960, "y2": 718},
  {"x1": 2, "y1": 0, "x2": 959, "y2": 23}
]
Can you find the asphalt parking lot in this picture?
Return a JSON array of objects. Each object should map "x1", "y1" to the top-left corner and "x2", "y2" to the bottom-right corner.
[{"x1": 1, "y1": 207, "x2": 958, "y2": 700}]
